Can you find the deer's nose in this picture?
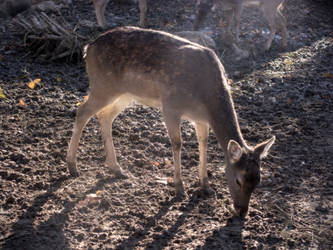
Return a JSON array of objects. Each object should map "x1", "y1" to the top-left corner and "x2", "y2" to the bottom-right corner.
[{"x1": 234, "y1": 204, "x2": 248, "y2": 218}]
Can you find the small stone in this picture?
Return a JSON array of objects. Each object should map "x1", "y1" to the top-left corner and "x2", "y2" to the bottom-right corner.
[{"x1": 269, "y1": 97, "x2": 277, "y2": 103}]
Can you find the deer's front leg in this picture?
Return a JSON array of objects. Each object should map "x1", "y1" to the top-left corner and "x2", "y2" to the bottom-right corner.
[
  {"x1": 195, "y1": 122, "x2": 211, "y2": 194},
  {"x1": 92, "y1": 0, "x2": 109, "y2": 28},
  {"x1": 193, "y1": 0, "x2": 214, "y2": 31},
  {"x1": 163, "y1": 109, "x2": 184, "y2": 197}
]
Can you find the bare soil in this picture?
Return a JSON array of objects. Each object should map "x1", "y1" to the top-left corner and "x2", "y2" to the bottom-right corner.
[{"x1": 0, "y1": 0, "x2": 332, "y2": 249}]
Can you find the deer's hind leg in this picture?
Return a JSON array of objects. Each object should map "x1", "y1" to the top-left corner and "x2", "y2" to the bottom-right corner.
[
  {"x1": 232, "y1": 4, "x2": 244, "y2": 43},
  {"x1": 97, "y1": 96, "x2": 131, "y2": 178},
  {"x1": 225, "y1": 9, "x2": 233, "y2": 35},
  {"x1": 67, "y1": 92, "x2": 114, "y2": 177},
  {"x1": 93, "y1": 0, "x2": 109, "y2": 28}
]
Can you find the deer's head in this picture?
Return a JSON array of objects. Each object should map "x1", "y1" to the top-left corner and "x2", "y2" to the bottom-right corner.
[{"x1": 225, "y1": 136, "x2": 275, "y2": 217}]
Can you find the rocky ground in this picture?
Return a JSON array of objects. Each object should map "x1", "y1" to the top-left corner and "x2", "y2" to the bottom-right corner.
[{"x1": 0, "y1": 0, "x2": 332, "y2": 249}]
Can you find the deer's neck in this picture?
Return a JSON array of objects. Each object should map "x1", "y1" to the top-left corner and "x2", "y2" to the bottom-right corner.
[{"x1": 208, "y1": 93, "x2": 246, "y2": 153}]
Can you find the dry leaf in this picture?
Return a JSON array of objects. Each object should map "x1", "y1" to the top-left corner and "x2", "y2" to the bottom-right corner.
[
  {"x1": 28, "y1": 81, "x2": 36, "y2": 89},
  {"x1": 167, "y1": 177, "x2": 174, "y2": 186},
  {"x1": 96, "y1": 190, "x2": 103, "y2": 196},
  {"x1": 76, "y1": 96, "x2": 89, "y2": 106},
  {"x1": 28, "y1": 78, "x2": 41, "y2": 89},
  {"x1": 164, "y1": 159, "x2": 172, "y2": 167},
  {"x1": 323, "y1": 72, "x2": 333, "y2": 79},
  {"x1": 19, "y1": 98, "x2": 27, "y2": 107},
  {"x1": 56, "y1": 77, "x2": 62, "y2": 83},
  {"x1": 0, "y1": 87, "x2": 6, "y2": 99},
  {"x1": 287, "y1": 98, "x2": 292, "y2": 105},
  {"x1": 153, "y1": 161, "x2": 160, "y2": 167}
]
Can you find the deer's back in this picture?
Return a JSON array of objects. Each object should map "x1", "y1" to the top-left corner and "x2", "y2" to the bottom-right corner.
[
  {"x1": 85, "y1": 26, "x2": 230, "y2": 118},
  {"x1": 86, "y1": 26, "x2": 214, "y2": 76}
]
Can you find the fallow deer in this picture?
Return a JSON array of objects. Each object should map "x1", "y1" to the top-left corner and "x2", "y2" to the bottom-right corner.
[
  {"x1": 194, "y1": 0, "x2": 287, "y2": 50},
  {"x1": 91, "y1": 0, "x2": 147, "y2": 28},
  {"x1": 66, "y1": 26, "x2": 275, "y2": 217}
]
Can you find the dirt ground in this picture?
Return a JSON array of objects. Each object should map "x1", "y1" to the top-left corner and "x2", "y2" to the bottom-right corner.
[{"x1": 0, "y1": 0, "x2": 332, "y2": 249}]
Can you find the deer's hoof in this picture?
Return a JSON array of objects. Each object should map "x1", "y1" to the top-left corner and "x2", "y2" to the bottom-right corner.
[
  {"x1": 200, "y1": 186, "x2": 215, "y2": 197},
  {"x1": 175, "y1": 182, "x2": 186, "y2": 200},
  {"x1": 111, "y1": 168, "x2": 128, "y2": 179},
  {"x1": 200, "y1": 179, "x2": 214, "y2": 197},
  {"x1": 175, "y1": 191, "x2": 186, "y2": 201},
  {"x1": 139, "y1": 21, "x2": 146, "y2": 28},
  {"x1": 233, "y1": 204, "x2": 249, "y2": 218},
  {"x1": 264, "y1": 43, "x2": 272, "y2": 51},
  {"x1": 68, "y1": 162, "x2": 79, "y2": 177}
]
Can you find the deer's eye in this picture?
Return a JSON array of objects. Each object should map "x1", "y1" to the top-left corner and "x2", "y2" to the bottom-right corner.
[{"x1": 236, "y1": 179, "x2": 242, "y2": 188}]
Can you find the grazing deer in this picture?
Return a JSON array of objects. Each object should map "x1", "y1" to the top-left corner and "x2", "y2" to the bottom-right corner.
[
  {"x1": 194, "y1": 0, "x2": 287, "y2": 50},
  {"x1": 91, "y1": 0, "x2": 147, "y2": 28},
  {"x1": 66, "y1": 26, "x2": 275, "y2": 217}
]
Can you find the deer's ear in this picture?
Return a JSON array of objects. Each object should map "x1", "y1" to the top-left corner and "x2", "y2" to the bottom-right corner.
[
  {"x1": 255, "y1": 136, "x2": 275, "y2": 159},
  {"x1": 227, "y1": 140, "x2": 243, "y2": 164}
]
